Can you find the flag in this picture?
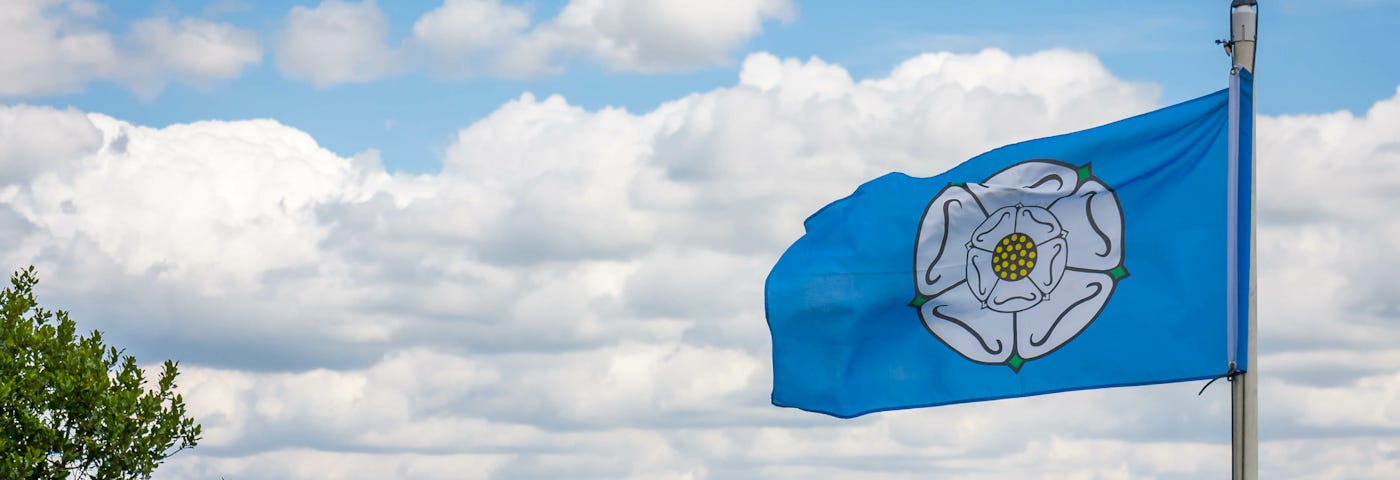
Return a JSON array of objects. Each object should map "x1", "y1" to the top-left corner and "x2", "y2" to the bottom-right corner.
[{"x1": 766, "y1": 70, "x2": 1253, "y2": 418}]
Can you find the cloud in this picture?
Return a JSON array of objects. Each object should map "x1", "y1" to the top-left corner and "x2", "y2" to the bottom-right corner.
[
  {"x1": 273, "y1": 0, "x2": 794, "y2": 84},
  {"x1": 4, "y1": 49, "x2": 1400, "y2": 478},
  {"x1": 1256, "y1": 87, "x2": 1400, "y2": 354},
  {"x1": 274, "y1": 0, "x2": 398, "y2": 86},
  {"x1": 410, "y1": 0, "x2": 532, "y2": 76},
  {"x1": 522, "y1": 0, "x2": 796, "y2": 74},
  {"x1": 120, "y1": 17, "x2": 263, "y2": 96},
  {"x1": 0, "y1": 104, "x2": 103, "y2": 184},
  {"x1": 160, "y1": 448, "x2": 510, "y2": 480},
  {"x1": 0, "y1": 0, "x2": 261, "y2": 98},
  {"x1": 0, "y1": 0, "x2": 115, "y2": 96}
]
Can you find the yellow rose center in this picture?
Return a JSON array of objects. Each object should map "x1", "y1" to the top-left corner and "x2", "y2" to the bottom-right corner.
[{"x1": 992, "y1": 233, "x2": 1037, "y2": 281}]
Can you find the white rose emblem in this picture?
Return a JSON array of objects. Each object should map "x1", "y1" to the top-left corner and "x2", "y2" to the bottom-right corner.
[{"x1": 912, "y1": 160, "x2": 1127, "y2": 371}]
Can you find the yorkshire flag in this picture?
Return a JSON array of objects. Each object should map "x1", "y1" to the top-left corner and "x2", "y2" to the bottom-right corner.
[{"x1": 766, "y1": 70, "x2": 1252, "y2": 418}]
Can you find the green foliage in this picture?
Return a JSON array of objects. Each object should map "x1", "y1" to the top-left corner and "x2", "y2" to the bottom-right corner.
[{"x1": 0, "y1": 267, "x2": 201, "y2": 479}]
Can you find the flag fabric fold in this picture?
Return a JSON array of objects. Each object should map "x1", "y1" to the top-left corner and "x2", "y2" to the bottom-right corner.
[{"x1": 766, "y1": 74, "x2": 1252, "y2": 418}]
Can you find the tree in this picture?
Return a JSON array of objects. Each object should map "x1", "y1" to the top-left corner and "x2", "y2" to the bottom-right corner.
[{"x1": 1, "y1": 267, "x2": 200, "y2": 479}]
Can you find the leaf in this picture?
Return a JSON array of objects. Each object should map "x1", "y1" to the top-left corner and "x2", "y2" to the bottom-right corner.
[{"x1": 0, "y1": 267, "x2": 201, "y2": 479}]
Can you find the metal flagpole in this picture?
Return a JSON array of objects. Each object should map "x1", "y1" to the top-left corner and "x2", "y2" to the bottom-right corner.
[{"x1": 1227, "y1": 1, "x2": 1258, "y2": 479}]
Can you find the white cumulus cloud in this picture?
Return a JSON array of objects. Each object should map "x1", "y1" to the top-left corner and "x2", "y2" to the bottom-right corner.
[
  {"x1": 2, "y1": 49, "x2": 1399, "y2": 478},
  {"x1": 0, "y1": 0, "x2": 261, "y2": 98},
  {"x1": 411, "y1": 0, "x2": 532, "y2": 76},
  {"x1": 121, "y1": 17, "x2": 263, "y2": 96},
  {"x1": 528, "y1": 0, "x2": 796, "y2": 73},
  {"x1": 273, "y1": 0, "x2": 794, "y2": 84},
  {"x1": 275, "y1": 0, "x2": 398, "y2": 86}
]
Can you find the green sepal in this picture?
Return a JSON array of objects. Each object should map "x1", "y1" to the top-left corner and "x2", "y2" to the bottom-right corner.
[
  {"x1": 1109, "y1": 265, "x2": 1129, "y2": 280},
  {"x1": 909, "y1": 294, "x2": 930, "y2": 308},
  {"x1": 1007, "y1": 354, "x2": 1025, "y2": 373}
]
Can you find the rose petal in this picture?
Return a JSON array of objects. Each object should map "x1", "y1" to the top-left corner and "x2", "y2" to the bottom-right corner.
[
  {"x1": 965, "y1": 247, "x2": 999, "y2": 302},
  {"x1": 1028, "y1": 237, "x2": 1066, "y2": 295},
  {"x1": 987, "y1": 277, "x2": 1042, "y2": 313},
  {"x1": 916, "y1": 185, "x2": 989, "y2": 298},
  {"x1": 1017, "y1": 206, "x2": 1063, "y2": 244},
  {"x1": 1049, "y1": 179, "x2": 1124, "y2": 271},
  {"x1": 969, "y1": 206, "x2": 1016, "y2": 251},
  {"x1": 968, "y1": 160, "x2": 1079, "y2": 211},
  {"x1": 920, "y1": 284, "x2": 1015, "y2": 364},
  {"x1": 1014, "y1": 270, "x2": 1115, "y2": 360}
]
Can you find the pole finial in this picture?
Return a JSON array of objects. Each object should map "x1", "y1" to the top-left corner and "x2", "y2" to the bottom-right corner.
[{"x1": 1229, "y1": 0, "x2": 1258, "y2": 72}]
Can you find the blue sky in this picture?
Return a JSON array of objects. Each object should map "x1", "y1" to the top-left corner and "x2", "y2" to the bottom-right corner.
[
  {"x1": 5, "y1": 1, "x2": 1400, "y2": 478},
  {"x1": 35, "y1": 0, "x2": 1400, "y2": 173}
]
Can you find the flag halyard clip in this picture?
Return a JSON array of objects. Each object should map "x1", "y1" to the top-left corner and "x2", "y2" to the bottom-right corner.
[{"x1": 1197, "y1": 365, "x2": 1243, "y2": 396}]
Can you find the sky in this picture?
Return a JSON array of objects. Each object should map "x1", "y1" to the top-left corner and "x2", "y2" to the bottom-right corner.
[{"x1": 2, "y1": 0, "x2": 1399, "y2": 478}]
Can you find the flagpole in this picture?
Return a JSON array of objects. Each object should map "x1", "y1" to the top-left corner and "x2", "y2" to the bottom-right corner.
[{"x1": 1227, "y1": 1, "x2": 1258, "y2": 479}]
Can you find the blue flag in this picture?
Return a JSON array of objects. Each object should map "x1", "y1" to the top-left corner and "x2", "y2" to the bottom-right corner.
[{"x1": 766, "y1": 71, "x2": 1252, "y2": 418}]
